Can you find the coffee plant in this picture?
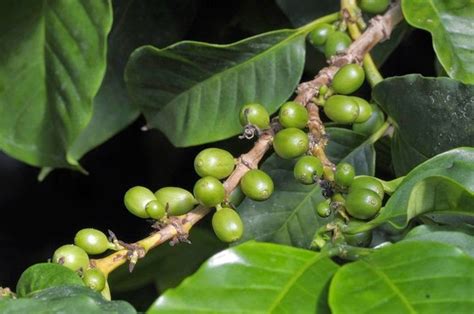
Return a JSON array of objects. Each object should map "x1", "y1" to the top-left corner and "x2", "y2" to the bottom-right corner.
[{"x1": 1, "y1": 0, "x2": 473, "y2": 313}]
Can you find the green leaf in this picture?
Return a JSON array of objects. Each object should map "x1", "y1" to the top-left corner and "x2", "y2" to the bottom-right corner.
[
  {"x1": 108, "y1": 228, "x2": 225, "y2": 293},
  {"x1": 326, "y1": 127, "x2": 375, "y2": 176},
  {"x1": 148, "y1": 241, "x2": 339, "y2": 314},
  {"x1": 402, "y1": 0, "x2": 474, "y2": 83},
  {"x1": 373, "y1": 75, "x2": 474, "y2": 175},
  {"x1": 329, "y1": 241, "x2": 474, "y2": 314},
  {"x1": 68, "y1": 0, "x2": 197, "y2": 163},
  {"x1": 403, "y1": 225, "x2": 474, "y2": 257},
  {"x1": 237, "y1": 154, "x2": 330, "y2": 248},
  {"x1": 0, "y1": 285, "x2": 135, "y2": 313},
  {"x1": 125, "y1": 30, "x2": 306, "y2": 147},
  {"x1": 349, "y1": 148, "x2": 474, "y2": 232},
  {"x1": 16, "y1": 263, "x2": 84, "y2": 298},
  {"x1": 0, "y1": 0, "x2": 112, "y2": 168}
]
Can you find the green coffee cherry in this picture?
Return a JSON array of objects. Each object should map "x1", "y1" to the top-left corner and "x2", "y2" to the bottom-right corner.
[
  {"x1": 332, "y1": 64, "x2": 365, "y2": 95},
  {"x1": 278, "y1": 101, "x2": 309, "y2": 129},
  {"x1": 309, "y1": 23, "x2": 335, "y2": 46},
  {"x1": 194, "y1": 148, "x2": 235, "y2": 179},
  {"x1": 193, "y1": 176, "x2": 226, "y2": 207},
  {"x1": 294, "y1": 156, "x2": 324, "y2": 184},
  {"x1": 52, "y1": 245, "x2": 89, "y2": 272},
  {"x1": 325, "y1": 31, "x2": 352, "y2": 59},
  {"x1": 324, "y1": 95, "x2": 359, "y2": 124},
  {"x1": 124, "y1": 186, "x2": 156, "y2": 219},
  {"x1": 352, "y1": 97, "x2": 373, "y2": 123},
  {"x1": 155, "y1": 187, "x2": 198, "y2": 216},
  {"x1": 74, "y1": 228, "x2": 110, "y2": 255},
  {"x1": 273, "y1": 128, "x2": 309, "y2": 159},
  {"x1": 239, "y1": 103, "x2": 270, "y2": 129},
  {"x1": 344, "y1": 226, "x2": 373, "y2": 247},
  {"x1": 240, "y1": 169, "x2": 274, "y2": 201},
  {"x1": 316, "y1": 199, "x2": 332, "y2": 217},
  {"x1": 352, "y1": 104, "x2": 385, "y2": 135},
  {"x1": 351, "y1": 176, "x2": 384, "y2": 199},
  {"x1": 82, "y1": 268, "x2": 106, "y2": 292},
  {"x1": 145, "y1": 200, "x2": 166, "y2": 220},
  {"x1": 212, "y1": 207, "x2": 244, "y2": 243},
  {"x1": 359, "y1": 0, "x2": 390, "y2": 14},
  {"x1": 335, "y1": 162, "x2": 355, "y2": 187},
  {"x1": 345, "y1": 189, "x2": 382, "y2": 219}
]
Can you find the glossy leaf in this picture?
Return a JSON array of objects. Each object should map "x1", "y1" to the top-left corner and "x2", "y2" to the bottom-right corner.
[
  {"x1": 16, "y1": 263, "x2": 84, "y2": 298},
  {"x1": 349, "y1": 148, "x2": 474, "y2": 233},
  {"x1": 403, "y1": 225, "x2": 474, "y2": 257},
  {"x1": 329, "y1": 241, "x2": 474, "y2": 313},
  {"x1": 326, "y1": 127, "x2": 375, "y2": 176},
  {"x1": 237, "y1": 154, "x2": 330, "y2": 248},
  {"x1": 0, "y1": 0, "x2": 112, "y2": 168},
  {"x1": 402, "y1": 0, "x2": 474, "y2": 83},
  {"x1": 68, "y1": 0, "x2": 196, "y2": 163},
  {"x1": 109, "y1": 228, "x2": 225, "y2": 293},
  {"x1": 373, "y1": 75, "x2": 474, "y2": 175},
  {"x1": 0, "y1": 285, "x2": 135, "y2": 313},
  {"x1": 149, "y1": 241, "x2": 339, "y2": 314},
  {"x1": 125, "y1": 30, "x2": 306, "y2": 147}
]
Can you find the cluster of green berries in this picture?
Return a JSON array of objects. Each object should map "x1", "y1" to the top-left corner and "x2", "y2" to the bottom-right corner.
[{"x1": 52, "y1": 228, "x2": 112, "y2": 292}]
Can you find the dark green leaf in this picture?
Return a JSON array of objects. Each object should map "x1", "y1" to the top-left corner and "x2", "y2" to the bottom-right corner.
[
  {"x1": 0, "y1": 0, "x2": 112, "y2": 168},
  {"x1": 329, "y1": 241, "x2": 474, "y2": 313},
  {"x1": 108, "y1": 228, "x2": 225, "y2": 293},
  {"x1": 125, "y1": 30, "x2": 306, "y2": 147},
  {"x1": 326, "y1": 127, "x2": 375, "y2": 176},
  {"x1": 349, "y1": 148, "x2": 474, "y2": 232},
  {"x1": 149, "y1": 241, "x2": 339, "y2": 314},
  {"x1": 16, "y1": 263, "x2": 84, "y2": 298},
  {"x1": 403, "y1": 225, "x2": 474, "y2": 257},
  {"x1": 237, "y1": 155, "x2": 330, "y2": 248},
  {"x1": 373, "y1": 75, "x2": 474, "y2": 175},
  {"x1": 0, "y1": 285, "x2": 135, "y2": 313},
  {"x1": 402, "y1": 0, "x2": 474, "y2": 83},
  {"x1": 69, "y1": 0, "x2": 197, "y2": 164}
]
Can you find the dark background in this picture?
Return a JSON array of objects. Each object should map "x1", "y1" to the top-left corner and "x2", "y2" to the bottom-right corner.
[{"x1": 0, "y1": 0, "x2": 435, "y2": 292}]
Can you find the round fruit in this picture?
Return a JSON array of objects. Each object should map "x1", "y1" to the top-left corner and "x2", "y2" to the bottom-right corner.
[
  {"x1": 324, "y1": 95, "x2": 359, "y2": 124},
  {"x1": 352, "y1": 97, "x2": 373, "y2": 123},
  {"x1": 194, "y1": 148, "x2": 235, "y2": 179},
  {"x1": 145, "y1": 200, "x2": 166, "y2": 219},
  {"x1": 309, "y1": 23, "x2": 335, "y2": 46},
  {"x1": 74, "y1": 228, "x2": 110, "y2": 255},
  {"x1": 52, "y1": 245, "x2": 89, "y2": 272},
  {"x1": 273, "y1": 128, "x2": 309, "y2": 159},
  {"x1": 124, "y1": 186, "x2": 156, "y2": 218},
  {"x1": 155, "y1": 187, "x2": 198, "y2": 216},
  {"x1": 193, "y1": 176, "x2": 226, "y2": 207},
  {"x1": 332, "y1": 64, "x2": 365, "y2": 95},
  {"x1": 345, "y1": 189, "x2": 382, "y2": 219},
  {"x1": 294, "y1": 156, "x2": 324, "y2": 184},
  {"x1": 316, "y1": 199, "x2": 331, "y2": 217},
  {"x1": 351, "y1": 176, "x2": 384, "y2": 199},
  {"x1": 239, "y1": 103, "x2": 270, "y2": 129},
  {"x1": 359, "y1": 0, "x2": 390, "y2": 14},
  {"x1": 278, "y1": 101, "x2": 309, "y2": 129},
  {"x1": 335, "y1": 162, "x2": 355, "y2": 187},
  {"x1": 212, "y1": 207, "x2": 244, "y2": 243},
  {"x1": 352, "y1": 104, "x2": 385, "y2": 135},
  {"x1": 240, "y1": 169, "x2": 274, "y2": 201},
  {"x1": 82, "y1": 268, "x2": 106, "y2": 292},
  {"x1": 325, "y1": 31, "x2": 352, "y2": 59}
]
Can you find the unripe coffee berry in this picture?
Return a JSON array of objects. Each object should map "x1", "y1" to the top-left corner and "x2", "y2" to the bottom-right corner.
[
  {"x1": 332, "y1": 64, "x2": 365, "y2": 95},
  {"x1": 212, "y1": 207, "x2": 244, "y2": 243},
  {"x1": 52, "y1": 245, "x2": 89, "y2": 272},
  {"x1": 240, "y1": 169, "x2": 274, "y2": 201},
  {"x1": 194, "y1": 148, "x2": 235, "y2": 179},
  {"x1": 335, "y1": 162, "x2": 355, "y2": 187},
  {"x1": 155, "y1": 187, "x2": 198, "y2": 216},
  {"x1": 273, "y1": 128, "x2": 309, "y2": 159},
  {"x1": 278, "y1": 101, "x2": 309, "y2": 129},
  {"x1": 324, "y1": 95, "x2": 359, "y2": 124},
  {"x1": 193, "y1": 176, "x2": 226, "y2": 207},
  {"x1": 74, "y1": 228, "x2": 110, "y2": 255},
  {"x1": 239, "y1": 103, "x2": 270, "y2": 129},
  {"x1": 124, "y1": 186, "x2": 156, "y2": 218},
  {"x1": 294, "y1": 156, "x2": 324, "y2": 184}
]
